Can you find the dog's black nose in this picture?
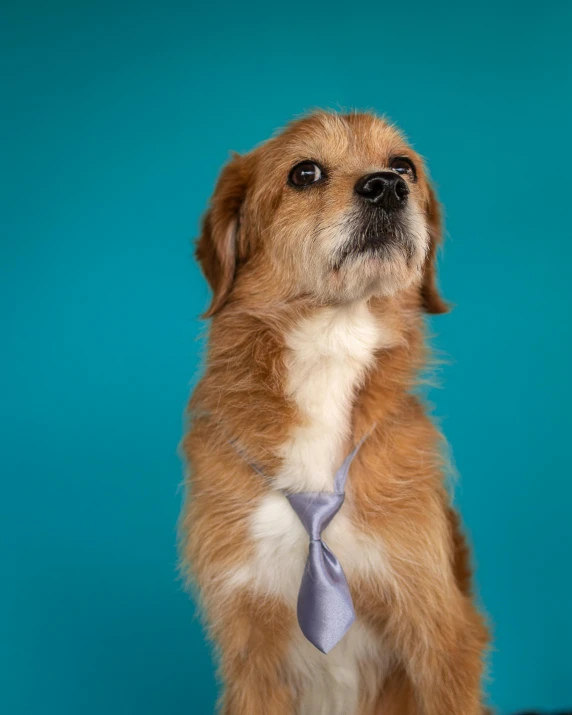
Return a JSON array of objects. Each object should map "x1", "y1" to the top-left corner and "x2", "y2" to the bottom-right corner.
[{"x1": 354, "y1": 171, "x2": 409, "y2": 210}]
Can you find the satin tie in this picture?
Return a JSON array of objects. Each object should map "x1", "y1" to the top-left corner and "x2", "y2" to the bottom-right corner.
[
  {"x1": 227, "y1": 435, "x2": 368, "y2": 654},
  {"x1": 286, "y1": 441, "x2": 364, "y2": 653}
]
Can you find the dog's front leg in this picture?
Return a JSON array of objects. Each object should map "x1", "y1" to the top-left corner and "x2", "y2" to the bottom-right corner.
[
  {"x1": 386, "y1": 586, "x2": 487, "y2": 715},
  {"x1": 212, "y1": 591, "x2": 295, "y2": 715}
]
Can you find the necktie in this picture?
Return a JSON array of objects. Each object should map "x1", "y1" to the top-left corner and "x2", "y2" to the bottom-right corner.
[
  {"x1": 227, "y1": 434, "x2": 368, "y2": 654},
  {"x1": 286, "y1": 441, "x2": 363, "y2": 653}
]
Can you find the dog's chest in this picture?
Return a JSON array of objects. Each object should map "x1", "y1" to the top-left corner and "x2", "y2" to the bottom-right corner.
[
  {"x1": 244, "y1": 302, "x2": 395, "y2": 599},
  {"x1": 231, "y1": 304, "x2": 396, "y2": 714}
]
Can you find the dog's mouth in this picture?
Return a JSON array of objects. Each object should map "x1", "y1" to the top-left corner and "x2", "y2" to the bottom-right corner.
[{"x1": 331, "y1": 210, "x2": 416, "y2": 271}]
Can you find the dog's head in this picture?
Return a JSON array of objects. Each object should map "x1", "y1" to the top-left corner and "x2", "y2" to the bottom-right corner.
[{"x1": 197, "y1": 111, "x2": 447, "y2": 317}]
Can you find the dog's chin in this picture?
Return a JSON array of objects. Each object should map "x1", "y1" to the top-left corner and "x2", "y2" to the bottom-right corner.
[
  {"x1": 325, "y1": 231, "x2": 424, "y2": 302},
  {"x1": 332, "y1": 230, "x2": 416, "y2": 271}
]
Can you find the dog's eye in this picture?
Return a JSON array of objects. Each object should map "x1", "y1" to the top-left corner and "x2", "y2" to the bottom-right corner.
[
  {"x1": 390, "y1": 157, "x2": 416, "y2": 180},
  {"x1": 288, "y1": 161, "x2": 323, "y2": 187}
]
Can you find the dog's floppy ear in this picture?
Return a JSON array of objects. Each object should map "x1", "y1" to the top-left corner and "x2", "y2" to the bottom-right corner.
[
  {"x1": 421, "y1": 183, "x2": 449, "y2": 314},
  {"x1": 196, "y1": 152, "x2": 252, "y2": 318}
]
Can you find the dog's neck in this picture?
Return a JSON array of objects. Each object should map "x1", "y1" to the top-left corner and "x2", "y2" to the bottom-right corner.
[
  {"x1": 272, "y1": 301, "x2": 397, "y2": 493},
  {"x1": 193, "y1": 295, "x2": 424, "y2": 486}
]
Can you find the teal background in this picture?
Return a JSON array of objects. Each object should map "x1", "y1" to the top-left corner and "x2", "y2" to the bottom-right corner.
[{"x1": 2, "y1": 1, "x2": 571, "y2": 713}]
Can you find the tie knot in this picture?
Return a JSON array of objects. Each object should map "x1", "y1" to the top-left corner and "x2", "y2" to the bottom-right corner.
[{"x1": 286, "y1": 491, "x2": 345, "y2": 541}]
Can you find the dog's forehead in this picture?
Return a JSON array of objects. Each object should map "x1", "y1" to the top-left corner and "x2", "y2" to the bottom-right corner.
[{"x1": 272, "y1": 112, "x2": 412, "y2": 168}]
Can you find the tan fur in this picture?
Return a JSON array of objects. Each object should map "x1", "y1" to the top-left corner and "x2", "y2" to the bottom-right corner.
[{"x1": 181, "y1": 111, "x2": 489, "y2": 714}]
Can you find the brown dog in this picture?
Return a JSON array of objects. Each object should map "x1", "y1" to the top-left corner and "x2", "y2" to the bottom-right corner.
[{"x1": 181, "y1": 111, "x2": 489, "y2": 714}]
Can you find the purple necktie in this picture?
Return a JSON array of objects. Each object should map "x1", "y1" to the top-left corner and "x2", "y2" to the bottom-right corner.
[
  {"x1": 286, "y1": 441, "x2": 363, "y2": 653},
  {"x1": 227, "y1": 434, "x2": 368, "y2": 654}
]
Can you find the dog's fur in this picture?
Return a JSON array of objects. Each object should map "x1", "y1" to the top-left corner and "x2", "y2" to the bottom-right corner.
[{"x1": 181, "y1": 111, "x2": 489, "y2": 714}]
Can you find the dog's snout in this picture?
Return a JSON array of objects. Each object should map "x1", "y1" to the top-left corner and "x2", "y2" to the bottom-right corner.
[{"x1": 354, "y1": 171, "x2": 409, "y2": 210}]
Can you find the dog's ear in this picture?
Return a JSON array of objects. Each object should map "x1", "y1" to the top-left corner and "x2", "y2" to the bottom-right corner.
[
  {"x1": 421, "y1": 182, "x2": 449, "y2": 314},
  {"x1": 196, "y1": 152, "x2": 252, "y2": 318}
]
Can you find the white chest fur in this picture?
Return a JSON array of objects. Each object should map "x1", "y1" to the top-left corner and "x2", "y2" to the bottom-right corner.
[
  {"x1": 275, "y1": 301, "x2": 394, "y2": 493},
  {"x1": 228, "y1": 302, "x2": 396, "y2": 714}
]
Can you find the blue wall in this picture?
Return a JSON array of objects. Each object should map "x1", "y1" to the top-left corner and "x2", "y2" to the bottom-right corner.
[{"x1": 2, "y1": 1, "x2": 571, "y2": 713}]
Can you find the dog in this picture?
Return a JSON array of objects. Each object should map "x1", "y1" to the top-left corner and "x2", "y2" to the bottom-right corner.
[{"x1": 181, "y1": 110, "x2": 489, "y2": 714}]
